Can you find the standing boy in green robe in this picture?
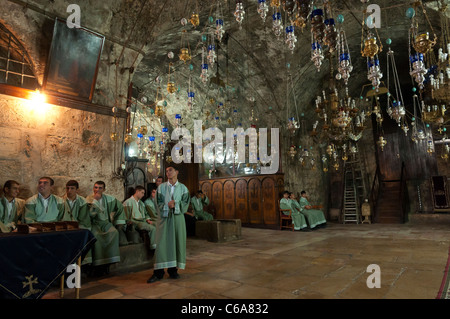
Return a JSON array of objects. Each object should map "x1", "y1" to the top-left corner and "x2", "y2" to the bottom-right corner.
[
  {"x1": 63, "y1": 180, "x2": 92, "y2": 264},
  {"x1": 86, "y1": 181, "x2": 127, "y2": 272},
  {"x1": 190, "y1": 190, "x2": 213, "y2": 221},
  {"x1": 0, "y1": 180, "x2": 25, "y2": 232},
  {"x1": 279, "y1": 191, "x2": 308, "y2": 231},
  {"x1": 299, "y1": 190, "x2": 327, "y2": 228},
  {"x1": 24, "y1": 177, "x2": 65, "y2": 224},
  {"x1": 123, "y1": 185, "x2": 156, "y2": 249},
  {"x1": 147, "y1": 165, "x2": 190, "y2": 283}
]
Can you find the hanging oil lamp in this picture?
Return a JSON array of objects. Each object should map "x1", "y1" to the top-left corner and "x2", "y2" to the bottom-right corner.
[
  {"x1": 110, "y1": 132, "x2": 118, "y2": 142},
  {"x1": 215, "y1": 19, "x2": 225, "y2": 42},
  {"x1": 272, "y1": 12, "x2": 283, "y2": 39},
  {"x1": 200, "y1": 47, "x2": 209, "y2": 85},
  {"x1": 234, "y1": 0, "x2": 245, "y2": 29},
  {"x1": 293, "y1": 0, "x2": 311, "y2": 32},
  {"x1": 207, "y1": 44, "x2": 217, "y2": 65},
  {"x1": 179, "y1": 29, "x2": 191, "y2": 63},
  {"x1": 190, "y1": 13, "x2": 200, "y2": 28},
  {"x1": 147, "y1": 136, "x2": 156, "y2": 156},
  {"x1": 321, "y1": 154, "x2": 328, "y2": 172},
  {"x1": 377, "y1": 135, "x2": 387, "y2": 151},
  {"x1": 287, "y1": 117, "x2": 300, "y2": 135},
  {"x1": 311, "y1": 8, "x2": 325, "y2": 45},
  {"x1": 124, "y1": 132, "x2": 134, "y2": 144},
  {"x1": 285, "y1": 25, "x2": 297, "y2": 53},
  {"x1": 336, "y1": 28, "x2": 353, "y2": 85},
  {"x1": 257, "y1": 0, "x2": 269, "y2": 22},
  {"x1": 362, "y1": 28, "x2": 383, "y2": 92},
  {"x1": 324, "y1": 18, "x2": 337, "y2": 53},
  {"x1": 167, "y1": 62, "x2": 177, "y2": 94},
  {"x1": 409, "y1": 53, "x2": 427, "y2": 90},
  {"x1": 288, "y1": 145, "x2": 297, "y2": 160},
  {"x1": 426, "y1": 139, "x2": 434, "y2": 155},
  {"x1": 187, "y1": 91, "x2": 195, "y2": 111},
  {"x1": 311, "y1": 41, "x2": 324, "y2": 71},
  {"x1": 175, "y1": 114, "x2": 182, "y2": 128}
]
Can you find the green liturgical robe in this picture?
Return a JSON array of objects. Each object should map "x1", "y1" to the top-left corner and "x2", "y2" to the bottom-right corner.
[
  {"x1": 86, "y1": 194, "x2": 126, "y2": 266},
  {"x1": 190, "y1": 195, "x2": 213, "y2": 220},
  {"x1": 123, "y1": 197, "x2": 156, "y2": 249},
  {"x1": 63, "y1": 194, "x2": 92, "y2": 264},
  {"x1": 62, "y1": 195, "x2": 91, "y2": 229},
  {"x1": 299, "y1": 197, "x2": 326, "y2": 228},
  {"x1": 0, "y1": 197, "x2": 25, "y2": 233},
  {"x1": 144, "y1": 197, "x2": 158, "y2": 222},
  {"x1": 154, "y1": 181, "x2": 190, "y2": 270},
  {"x1": 24, "y1": 194, "x2": 65, "y2": 224},
  {"x1": 280, "y1": 198, "x2": 307, "y2": 230}
]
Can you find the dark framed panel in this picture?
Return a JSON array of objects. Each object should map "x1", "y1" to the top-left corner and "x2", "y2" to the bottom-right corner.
[{"x1": 42, "y1": 18, "x2": 104, "y2": 102}]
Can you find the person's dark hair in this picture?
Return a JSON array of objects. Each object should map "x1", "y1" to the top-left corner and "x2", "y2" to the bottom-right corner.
[
  {"x1": 66, "y1": 180, "x2": 79, "y2": 189},
  {"x1": 283, "y1": 191, "x2": 290, "y2": 195},
  {"x1": 94, "y1": 181, "x2": 106, "y2": 189},
  {"x1": 40, "y1": 176, "x2": 55, "y2": 186},
  {"x1": 4, "y1": 180, "x2": 20, "y2": 190},
  {"x1": 134, "y1": 185, "x2": 145, "y2": 193},
  {"x1": 301, "y1": 190, "x2": 306, "y2": 195},
  {"x1": 156, "y1": 176, "x2": 164, "y2": 180},
  {"x1": 165, "y1": 164, "x2": 179, "y2": 171},
  {"x1": 197, "y1": 190, "x2": 203, "y2": 194}
]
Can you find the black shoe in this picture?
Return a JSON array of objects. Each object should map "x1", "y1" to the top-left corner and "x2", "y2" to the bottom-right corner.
[
  {"x1": 147, "y1": 275, "x2": 162, "y2": 283},
  {"x1": 169, "y1": 273, "x2": 180, "y2": 279},
  {"x1": 301, "y1": 228, "x2": 312, "y2": 232}
]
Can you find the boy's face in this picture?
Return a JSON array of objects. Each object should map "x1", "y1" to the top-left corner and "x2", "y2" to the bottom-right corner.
[
  {"x1": 4, "y1": 183, "x2": 20, "y2": 198},
  {"x1": 66, "y1": 185, "x2": 78, "y2": 198},
  {"x1": 135, "y1": 189, "x2": 145, "y2": 200},
  {"x1": 93, "y1": 184, "x2": 105, "y2": 196},
  {"x1": 38, "y1": 179, "x2": 52, "y2": 195},
  {"x1": 166, "y1": 167, "x2": 178, "y2": 179}
]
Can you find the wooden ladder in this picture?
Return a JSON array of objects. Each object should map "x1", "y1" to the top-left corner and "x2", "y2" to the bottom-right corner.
[{"x1": 342, "y1": 152, "x2": 368, "y2": 224}]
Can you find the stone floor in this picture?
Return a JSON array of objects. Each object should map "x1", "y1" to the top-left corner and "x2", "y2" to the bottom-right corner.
[{"x1": 42, "y1": 221, "x2": 450, "y2": 300}]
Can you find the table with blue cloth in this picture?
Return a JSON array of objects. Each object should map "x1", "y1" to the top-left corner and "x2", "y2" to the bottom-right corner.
[{"x1": 0, "y1": 229, "x2": 96, "y2": 299}]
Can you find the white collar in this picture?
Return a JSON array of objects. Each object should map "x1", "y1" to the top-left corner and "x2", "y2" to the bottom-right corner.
[
  {"x1": 39, "y1": 193, "x2": 51, "y2": 202},
  {"x1": 132, "y1": 196, "x2": 140, "y2": 203},
  {"x1": 168, "y1": 180, "x2": 178, "y2": 188}
]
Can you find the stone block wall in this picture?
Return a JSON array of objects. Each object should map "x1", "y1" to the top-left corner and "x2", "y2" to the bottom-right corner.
[{"x1": 0, "y1": 94, "x2": 126, "y2": 200}]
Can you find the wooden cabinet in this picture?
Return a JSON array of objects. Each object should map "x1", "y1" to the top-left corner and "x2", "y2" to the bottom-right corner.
[{"x1": 199, "y1": 174, "x2": 285, "y2": 229}]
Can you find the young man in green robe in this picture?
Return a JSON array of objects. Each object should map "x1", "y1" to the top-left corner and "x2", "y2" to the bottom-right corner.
[
  {"x1": 24, "y1": 177, "x2": 65, "y2": 224},
  {"x1": 290, "y1": 192, "x2": 320, "y2": 230},
  {"x1": 190, "y1": 190, "x2": 213, "y2": 221},
  {"x1": 0, "y1": 180, "x2": 25, "y2": 232},
  {"x1": 299, "y1": 190, "x2": 327, "y2": 228},
  {"x1": 123, "y1": 185, "x2": 156, "y2": 249},
  {"x1": 147, "y1": 165, "x2": 190, "y2": 283},
  {"x1": 63, "y1": 180, "x2": 92, "y2": 264},
  {"x1": 144, "y1": 187, "x2": 159, "y2": 222},
  {"x1": 86, "y1": 181, "x2": 127, "y2": 271},
  {"x1": 279, "y1": 191, "x2": 308, "y2": 231}
]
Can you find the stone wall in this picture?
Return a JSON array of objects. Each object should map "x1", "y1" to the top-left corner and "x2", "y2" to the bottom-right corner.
[
  {"x1": 0, "y1": 94, "x2": 126, "y2": 200},
  {"x1": 0, "y1": 0, "x2": 147, "y2": 200}
]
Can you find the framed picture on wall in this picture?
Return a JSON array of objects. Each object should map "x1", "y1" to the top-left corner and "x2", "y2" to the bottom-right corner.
[{"x1": 42, "y1": 18, "x2": 105, "y2": 102}]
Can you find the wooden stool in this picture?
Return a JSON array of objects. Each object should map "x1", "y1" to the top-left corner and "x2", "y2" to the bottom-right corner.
[{"x1": 60, "y1": 256, "x2": 82, "y2": 299}]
